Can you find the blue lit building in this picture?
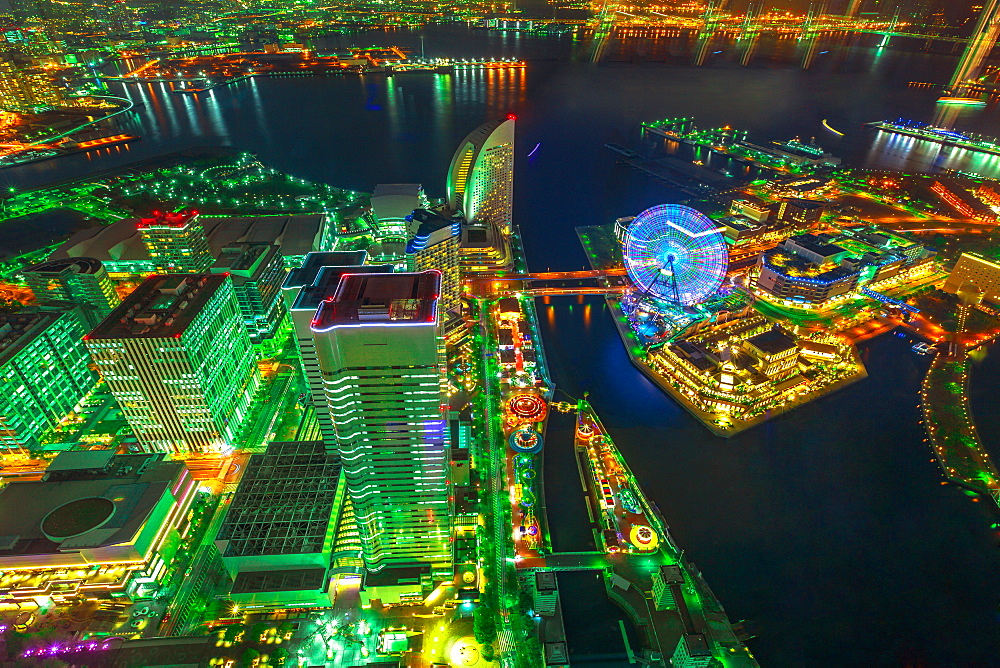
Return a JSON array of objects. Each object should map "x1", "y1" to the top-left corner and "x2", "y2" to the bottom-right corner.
[{"x1": 753, "y1": 234, "x2": 859, "y2": 308}]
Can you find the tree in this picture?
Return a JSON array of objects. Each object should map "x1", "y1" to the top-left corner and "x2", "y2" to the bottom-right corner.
[
  {"x1": 2, "y1": 628, "x2": 27, "y2": 660},
  {"x1": 276, "y1": 621, "x2": 294, "y2": 639},
  {"x1": 240, "y1": 647, "x2": 260, "y2": 668},
  {"x1": 250, "y1": 622, "x2": 268, "y2": 642},
  {"x1": 515, "y1": 635, "x2": 542, "y2": 668},
  {"x1": 518, "y1": 590, "x2": 533, "y2": 614},
  {"x1": 481, "y1": 643, "x2": 497, "y2": 663},
  {"x1": 473, "y1": 606, "x2": 497, "y2": 645},
  {"x1": 272, "y1": 647, "x2": 289, "y2": 666},
  {"x1": 223, "y1": 623, "x2": 245, "y2": 643}
]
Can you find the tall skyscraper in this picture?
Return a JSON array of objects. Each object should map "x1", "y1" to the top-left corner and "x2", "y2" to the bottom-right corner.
[
  {"x1": 311, "y1": 271, "x2": 451, "y2": 571},
  {"x1": 447, "y1": 116, "x2": 515, "y2": 236},
  {"x1": 137, "y1": 210, "x2": 214, "y2": 274},
  {"x1": 22, "y1": 257, "x2": 121, "y2": 328},
  {"x1": 0, "y1": 307, "x2": 97, "y2": 452},
  {"x1": 85, "y1": 274, "x2": 259, "y2": 454},
  {"x1": 282, "y1": 251, "x2": 390, "y2": 447},
  {"x1": 210, "y1": 242, "x2": 288, "y2": 354}
]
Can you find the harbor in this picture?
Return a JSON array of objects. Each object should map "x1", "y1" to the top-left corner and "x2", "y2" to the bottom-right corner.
[{"x1": 641, "y1": 117, "x2": 841, "y2": 175}]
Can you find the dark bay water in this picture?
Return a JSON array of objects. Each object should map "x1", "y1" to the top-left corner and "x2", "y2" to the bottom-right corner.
[{"x1": 5, "y1": 26, "x2": 1000, "y2": 665}]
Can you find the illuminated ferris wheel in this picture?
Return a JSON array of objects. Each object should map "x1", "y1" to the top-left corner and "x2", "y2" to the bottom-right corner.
[{"x1": 622, "y1": 204, "x2": 729, "y2": 306}]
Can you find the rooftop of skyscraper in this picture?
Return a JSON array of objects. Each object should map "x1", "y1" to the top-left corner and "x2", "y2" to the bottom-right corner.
[
  {"x1": 282, "y1": 250, "x2": 369, "y2": 296},
  {"x1": 292, "y1": 265, "x2": 394, "y2": 312},
  {"x1": 210, "y1": 242, "x2": 281, "y2": 285},
  {"x1": 212, "y1": 242, "x2": 271, "y2": 272},
  {"x1": 135, "y1": 210, "x2": 200, "y2": 229},
  {"x1": 86, "y1": 274, "x2": 229, "y2": 340},
  {"x1": 216, "y1": 440, "x2": 341, "y2": 559},
  {"x1": 310, "y1": 270, "x2": 440, "y2": 329}
]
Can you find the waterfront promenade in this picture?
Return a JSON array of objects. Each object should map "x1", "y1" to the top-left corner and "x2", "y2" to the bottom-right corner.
[{"x1": 921, "y1": 346, "x2": 1000, "y2": 507}]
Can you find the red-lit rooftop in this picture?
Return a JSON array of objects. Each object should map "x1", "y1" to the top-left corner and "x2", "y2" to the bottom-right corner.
[
  {"x1": 136, "y1": 209, "x2": 200, "y2": 229},
  {"x1": 310, "y1": 270, "x2": 441, "y2": 330}
]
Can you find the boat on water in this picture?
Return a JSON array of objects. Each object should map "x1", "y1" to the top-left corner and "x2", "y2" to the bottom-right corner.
[
  {"x1": 869, "y1": 119, "x2": 1000, "y2": 158},
  {"x1": 937, "y1": 96, "x2": 987, "y2": 107}
]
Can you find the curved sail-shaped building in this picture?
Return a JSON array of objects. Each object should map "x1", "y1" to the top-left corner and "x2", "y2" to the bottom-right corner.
[{"x1": 447, "y1": 116, "x2": 515, "y2": 235}]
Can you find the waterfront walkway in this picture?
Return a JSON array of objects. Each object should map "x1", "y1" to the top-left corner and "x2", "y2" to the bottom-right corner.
[{"x1": 921, "y1": 347, "x2": 1000, "y2": 507}]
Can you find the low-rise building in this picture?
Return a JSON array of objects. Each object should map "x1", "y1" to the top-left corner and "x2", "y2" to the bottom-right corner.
[
  {"x1": 742, "y1": 328, "x2": 799, "y2": 379},
  {"x1": 0, "y1": 450, "x2": 197, "y2": 605},
  {"x1": 533, "y1": 570, "x2": 559, "y2": 616},
  {"x1": 753, "y1": 234, "x2": 859, "y2": 308},
  {"x1": 215, "y1": 441, "x2": 344, "y2": 611},
  {"x1": 731, "y1": 198, "x2": 773, "y2": 224},
  {"x1": 931, "y1": 179, "x2": 996, "y2": 222},
  {"x1": 370, "y1": 183, "x2": 428, "y2": 238},
  {"x1": 943, "y1": 253, "x2": 1000, "y2": 303},
  {"x1": 651, "y1": 564, "x2": 684, "y2": 611},
  {"x1": 775, "y1": 198, "x2": 825, "y2": 227},
  {"x1": 50, "y1": 213, "x2": 335, "y2": 279},
  {"x1": 646, "y1": 312, "x2": 857, "y2": 423},
  {"x1": 672, "y1": 633, "x2": 714, "y2": 668}
]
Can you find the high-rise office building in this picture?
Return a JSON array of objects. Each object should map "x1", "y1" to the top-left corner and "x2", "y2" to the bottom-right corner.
[
  {"x1": 406, "y1": 209, "x2": 462, "y2": 316},
  {"x1": 447, "y1": 116, "x2": 515, "y2": 235},
  {"x1": 282, "y1": 252, "x2": 390, "y2": 447},
  {"x1": 22, "y1": 257, "x2": 121, "y2": 327},
  {"x1": 85, "y1": 274, "x2": 259, "y2": 454},
  {"x1": 210, "y1": 242, "x2": 288, "y2": 353},
  {"x1": 0, "y1": 307, "x2": 97, "y2": 452},
  {"x1": 137, "y1": 210, "x2": 214, "y2": 274},
  {"x1": 311, "y1": 271, "x2": 450, "y2": 571}
]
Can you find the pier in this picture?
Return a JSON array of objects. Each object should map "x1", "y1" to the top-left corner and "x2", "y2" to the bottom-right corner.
[{"x1": 549, "y1": 400, "x2": 758, "y2": 666}]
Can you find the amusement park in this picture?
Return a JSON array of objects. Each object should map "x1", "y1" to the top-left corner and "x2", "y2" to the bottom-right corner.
[
  {"x1": 584, "y1": 202, "x2": 882, "y2": 436},
  {"x1": 492, "y1": 296, "x2": 551, "y2": 563}
]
